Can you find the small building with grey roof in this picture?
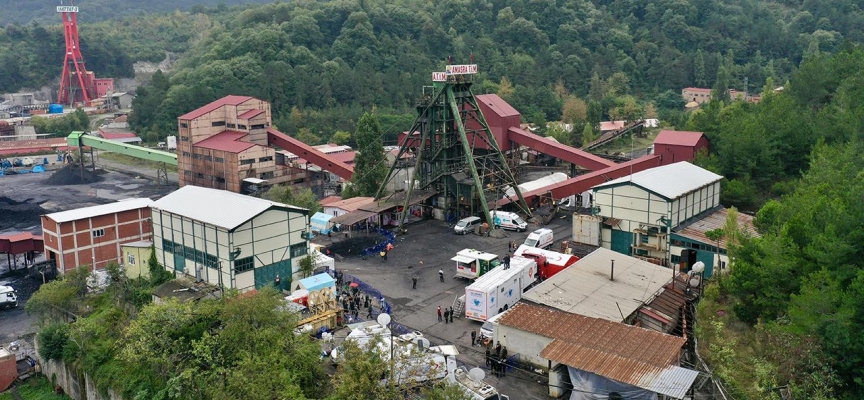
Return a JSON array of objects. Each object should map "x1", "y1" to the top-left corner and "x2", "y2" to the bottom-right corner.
[
  {"x1": 151, "y1": 185, "x2": 309, "y2": 293},
  {"x1": 591, "y1": 161, "x2": 723, "y2": 268}
]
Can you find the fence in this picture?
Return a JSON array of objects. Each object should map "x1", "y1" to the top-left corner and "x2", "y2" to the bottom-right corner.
[{"x1": 361, "y1": 228, "x2": 396, "y2": 257}]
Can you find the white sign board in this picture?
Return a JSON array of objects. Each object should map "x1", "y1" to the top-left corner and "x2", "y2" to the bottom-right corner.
[
  {"x1": 57, "y1": 6, "x2": 79, "y2": 12},
  {"x1": 432, "y1": 72, "x2": 448, "y2": 82},
  {"x1": 445, "y1": 64, "x2": 478, "y2": 75}
]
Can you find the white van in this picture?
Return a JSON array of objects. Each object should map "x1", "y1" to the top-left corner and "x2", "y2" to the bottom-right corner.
[
  {"x1": 454, "y1": 216, "x2": 482, "y2": 235},
  {"x1": 0, "y1": 285, "x2": 18, "y2": 309},
  {"x1": 523, "y1": 228, "x2": 554, "y2": 249},
  {"x1": 491, "y1": 211, "x2": 527, "y2": 232}
]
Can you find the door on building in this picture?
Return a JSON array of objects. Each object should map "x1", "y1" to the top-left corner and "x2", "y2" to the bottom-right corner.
[
  {"x1": 254, "y1": 260, "x2": 293, "y2": 291},
  {"x1": 610, "y1": 230, "x2": 633, "y2": 255},
  {"x1": 173, "y1": 252, "x2": 185, "y2": 273}
]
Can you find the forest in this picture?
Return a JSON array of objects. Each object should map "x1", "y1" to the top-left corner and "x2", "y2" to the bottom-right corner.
[{"x1": 0, "y1": 0, "x2": 274, "y2": 25}]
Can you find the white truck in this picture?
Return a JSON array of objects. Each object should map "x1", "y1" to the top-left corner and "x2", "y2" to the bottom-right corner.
[
  {"x1": 523, "y1": 228, "x2": 554, "y2": 249},
  {"x1": 0, "y1": 285, "x2": 18, "y2": 309},
  {"x1": 464, "y1": 257, "x2": 537, "y2": 322}
]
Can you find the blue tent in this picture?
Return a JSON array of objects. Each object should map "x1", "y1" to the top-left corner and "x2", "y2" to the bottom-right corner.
[
  {"x1": 296, "y1": 273, "x2": 336, "y2": 292},
  {"x1": 48, "y1": 104, "x2": 63, "y2": 114},
  {"x1": 310, "y1": 212, "x2": 334, "y2": 234}
]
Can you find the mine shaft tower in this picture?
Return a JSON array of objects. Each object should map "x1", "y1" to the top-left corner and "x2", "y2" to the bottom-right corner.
[{"x1": 377, "y1": 63, "x2": 531, "y2": 230}]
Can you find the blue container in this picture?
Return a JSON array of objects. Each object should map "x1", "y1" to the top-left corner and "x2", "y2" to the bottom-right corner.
[{"x1": 48, "y1": 104, "x2": 63, "y2": 114}]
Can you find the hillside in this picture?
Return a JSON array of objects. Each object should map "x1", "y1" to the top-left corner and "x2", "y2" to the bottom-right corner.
[{"x1": 0, "y1": 0, "x2": 275, "y2": 25}]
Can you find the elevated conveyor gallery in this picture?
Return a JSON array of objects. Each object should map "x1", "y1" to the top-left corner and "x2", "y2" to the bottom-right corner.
[
  {"x1": 497, "y1": 155, "x2": 662, "y2": 206},
  {"x1": 67, "y1": 131, "x2": 178, "y2": 165},
  {"x1": 507, "y1": 127, "x2": 616, "y2": 170},
  {"x1": 266, "y1": 128, "x2": 354, "y2": 180}
]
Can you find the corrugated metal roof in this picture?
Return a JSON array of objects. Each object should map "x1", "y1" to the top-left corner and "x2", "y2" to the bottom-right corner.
[
  {"x1": 122, "y1": 240, "x2": 153, "y2": 248},
  {"x1": 600, "y1": 120, "x2": 626, "y2": 131},
  {"x1": 326, "y1": 197, "x2": 374, "y2": 212},
  {"x1": 193, "y1": 130, "x2": 256, "y2": 153},
  {"x1": 476, "y1": 94, "x2": 520, "y2": 118},
  {"x1": 521, "y1": 247, "x2": 671, "y2": 322},
  {"x1": 674, "y1": 206, "x2": 759, "y2": 248},
  {"x1": 178, "y1": 95, "x2": 254, "y2": 120},
  {"x1": 543, "y1": 340, "x2": 697, "y2": 399},
  {"x1": 151, "y1": 185, "x2": 306, "y2": 230},
  {"x1": 653, "y1": 130, "x2": 706, "y2": 147},
  {"x1": 45, "y1": 198, "x2": 154, "y2": 223},
  {"x1": 237, "y1": 109, "x2": 264, "y2": 119},
  {"x1": 682, "y1": 87, "x2": 712, "y2": 93},
  {"x1": 593, "y1": 161, "x2": 723, "y2": 200}
]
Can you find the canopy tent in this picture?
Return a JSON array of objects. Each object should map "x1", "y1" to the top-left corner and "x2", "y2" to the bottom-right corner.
[{"x1": 310, "y1": 212, "x2": 335, "y2": 234}]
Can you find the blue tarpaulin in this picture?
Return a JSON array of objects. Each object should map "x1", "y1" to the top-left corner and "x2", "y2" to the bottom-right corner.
[
  {"x1": 310, "y1": 212, "x2": 334, "y2": 234},
  {"x1": 297, "y1": 273, "x2": 336, "y2": 292}
]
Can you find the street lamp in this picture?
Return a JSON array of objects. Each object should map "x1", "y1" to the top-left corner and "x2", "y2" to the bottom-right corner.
[{"x1": 377, "y1": 313, "x2": 395, "y2": 387}]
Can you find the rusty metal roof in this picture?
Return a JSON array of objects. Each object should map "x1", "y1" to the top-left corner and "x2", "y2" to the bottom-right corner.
[
  {"x1": 500, "y1": 302, "x2": 695, "y2": 398},
  {"x1": 674, "y1": 206, "x2": 759, "y2": 248}
]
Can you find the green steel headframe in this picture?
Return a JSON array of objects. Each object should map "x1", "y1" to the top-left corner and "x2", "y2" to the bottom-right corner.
[{"x1": 375, "y1": 74, "x2": 531, "y2": 230}]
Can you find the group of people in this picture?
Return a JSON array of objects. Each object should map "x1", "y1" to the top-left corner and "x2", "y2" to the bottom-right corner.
[
  {"x1": 437, "y1": 305, "x2": 456, "y2": 323},
  {"x1": 379, "y1": 242, "x2": 395, "y2": 262},
  {"x1": 485, "y1": 341, "x2": 509, "y2": 377},
  {"x1": 341, "y1": 290, "x2": 371, "y2": 320}
]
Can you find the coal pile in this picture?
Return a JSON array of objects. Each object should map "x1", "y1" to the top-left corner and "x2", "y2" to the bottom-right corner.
[
  {"x1": 0, "y1": 197, "x2": 45, "y2": 231},
  {"x1": 46, "y1": 164, "x2": 103, "y2": 185},
  {"x1": 324, "y1": 236, "x2": 382, "y2": 258}
]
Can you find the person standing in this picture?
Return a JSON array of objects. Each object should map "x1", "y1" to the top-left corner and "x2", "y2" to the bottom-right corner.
[
  {"x1": 503, "y1": 254, "x2": 511, "y2": 269},
  {"x1": 412, "y1": 275, "x2": 418, "y2": 289},
  {"x1": 449, "y1": 307, "x2": 454, "y2": 322},
  {"x1": 444, "y1": 308, "x2": 450, "y2": 324},
  {"x1": 510, "y1": 240, "x2": 517, "y2": 252},
  {"x1": 380, "y1": 250, "x2": 387, "y2": 262},
  {"x1": 367, "y1": 304, "x2": 374, "y2": 319},
  {"x1": 437, "y1": 306, "x2": 442, "y2": 322},
  {"x1": 471, "y1": 329, "x2": 477, "y2": 346},
  {"x1": 485, "y1": 347, "x2": 491, "y2": 366},
  {"x1": 438, "y1": 269, "x2": 444, "y2": 282},
  {"x1": 495, "y1": 342, "x2": 502, "y2": 358}
]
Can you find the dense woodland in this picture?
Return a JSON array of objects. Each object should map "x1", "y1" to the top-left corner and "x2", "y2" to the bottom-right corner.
[
  {"x1": 0, "y1": 0, "x2": 274, "y2": 25},
  {"x1": 7, "y1": 0, "x2": 864, "y2": 398}
]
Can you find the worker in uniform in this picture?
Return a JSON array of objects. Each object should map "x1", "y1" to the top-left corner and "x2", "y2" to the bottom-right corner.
[{"x1": 439, "y1": 269, "x2": 445, "y2": 282}]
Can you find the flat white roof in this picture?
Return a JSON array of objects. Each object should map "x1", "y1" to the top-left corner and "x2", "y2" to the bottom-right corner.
[
  {"x1": 467, "y1": 258, "x2": 533, "y2": 292},
  {"x1": 122, "y1": 240, "x2": 153, "y2": 248},
  {"x1": 151, "y1": 185, "x2": 306, "y2": 230},
  {"x1": 456, "y1": 249, "x2": 498, "y2": 261},
  {"x1": 45, "y1": 198, "x2": 154, "y2": 223},
  {"x1": 593, "y1": 161, "x2": 722, "y2": 200},
  {"x1": 521, "y1": 247, "x2": 671, "y2": 322}
]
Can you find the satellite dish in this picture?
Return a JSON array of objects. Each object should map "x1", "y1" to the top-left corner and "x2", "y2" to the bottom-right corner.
[
  {"x1": 692, "y1": 261, "x2": 705, "y2": 273},
  {"x1": 468, "y1": 367, "x2": 485, "y2": 382},
  {"x1": 377, "y1": 313, "x2": 391, "y2": 327}
]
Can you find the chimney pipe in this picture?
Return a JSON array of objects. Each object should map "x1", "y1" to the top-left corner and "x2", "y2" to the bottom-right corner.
[{"x1": 610, "y1": 260, "x2": 615, "y2": 281}]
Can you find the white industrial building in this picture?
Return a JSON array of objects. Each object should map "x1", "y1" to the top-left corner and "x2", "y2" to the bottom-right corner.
[
  {"x1": 591, "y1": 162, "x2": 722, "y2": 266},
  {"x1": 151, "y1": 185, "x2": 310, "y2": 292}
]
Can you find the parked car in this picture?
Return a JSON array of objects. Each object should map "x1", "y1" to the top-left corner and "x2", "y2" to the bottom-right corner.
[
  {"x1": 523, "y1": 228, "x2": 554, "y2": 250},
  {"x1": 0, "y1": 285, "x2": 18, "y2": 309},
  {"x1": 491, "y1": 211, "x2": 527, "y2": 232},
  {"x1": 454, "y1": 216, "x2": 482, "y2": 235}
]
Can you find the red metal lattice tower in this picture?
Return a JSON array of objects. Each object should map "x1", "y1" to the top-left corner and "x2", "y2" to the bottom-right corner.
[{"x1": 57, "y1": 3, "x2": 93, "y2": 105}]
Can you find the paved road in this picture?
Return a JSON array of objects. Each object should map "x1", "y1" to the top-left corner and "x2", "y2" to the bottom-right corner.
[{"x1": 317, "y1": 215, "x2": 575, "y2": 399}]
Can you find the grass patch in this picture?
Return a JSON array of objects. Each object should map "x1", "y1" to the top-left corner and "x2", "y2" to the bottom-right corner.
[
  {"x1": 98, "y1": 152, "x2": 178, "y2": 172},
  {"x1": 0, "y1": 376, "x2": 70, "y2": 400}
]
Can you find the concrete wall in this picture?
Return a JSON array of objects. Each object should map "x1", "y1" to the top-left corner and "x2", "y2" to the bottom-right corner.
[
  {"x1": 493, "y1": 323, "x2": 554, "y2": 368},
  {"x1": 36, "y1": 339, "x2": 122, "y2": 400}
]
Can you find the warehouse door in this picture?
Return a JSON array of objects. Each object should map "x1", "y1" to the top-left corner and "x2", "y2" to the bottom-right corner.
[
  {"x1": 610, "y1": 230, "x2": 633, "y2": 255},
  {"x1": 254, "y1": 260, "x2": 293, "y2": 291},
  {"x1": 173, "y1": 252, "x2": 185, "y2": 272}
]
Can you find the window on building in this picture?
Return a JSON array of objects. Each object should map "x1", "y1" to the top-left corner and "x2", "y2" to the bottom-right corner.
[
  {"x1": 127, "y1": 253, "x2": 136, "y2": 265},
  {"x1": 237, "y1": 124, "x2": 248, "y2": 130},
  {"x1": 290, "y1": 243, "x2": 307, "y2": 258},
  {"x1": 197, "y1": 173, "x2": 204, "y2": 178},
  {"x1": 227, "y1": 123, "x2": 237, "y2": 129},
  {"x1": 251, "y1": 124, "x2": 266, "y2": 129},
  {"x1": 181, "y1": 136, "x2": 189, "y2": 141},
  {"x1": 211, "y1": 121, "x2": 226, "y2": 127},
  {"x1": 635, "y1": 249, "x2": 648, "y2": 256},
  {"x1": 216, "y1": 177, "x2": 226, "y2": 183},
  {"x1": 671, "y1": 255, "x2": 681, "y2": 263},
  {"x1": 162, "y1": 239, "x2": 173, "y2": 253},
  {"x1": 234, "y1": 256, "x2": 254, "y2": 273},
  {"x1": 258, "y1": 156, "x2": 273, "y2": 162},
  {"x1": 206, "y1": 254, "x2": 218, "y2": 269},
  {"x1": 240, "y1": 159, "x2": 254, "y2": 165},
  {"x1": 92, "y1": 229, "x2": 105, "y2": 238},
  {"x1": 204, "y1": 155, "x2": 212, "y2": 161},
  {"x1": 215, "y1": 157, "x2": 224, "y2": 163},
  {"x1": 260, "y1": 172, "x2": 274, "y2": 179},
  {"x1": 184, "y1": 170, "x2": 192, "y2": 176},
  {"x1": 180, "y1": 122, "x2": 188, "y2": 128},
  {"x1": 182, "y1": 151, "x2": 191, "y2": 157},
  {"x1": 640, "y1": 235, "x2": 649, "y2": 244}
]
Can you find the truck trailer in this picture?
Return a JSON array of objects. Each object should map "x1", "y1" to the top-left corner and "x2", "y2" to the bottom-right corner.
[
  {"x1": 514, "y1": 245, "x2": 579, "y2": 281},
  {"x1": 464, "y1": 257, "x2": 537, "y2": 322}
]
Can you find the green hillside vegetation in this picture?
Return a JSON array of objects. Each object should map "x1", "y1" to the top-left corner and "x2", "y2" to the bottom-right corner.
[
  {"x1": 691, "y1": 47, "x2": 864, "y2": 400},
  {"x1": 0, "y1": 0, "x2": 275, "y2": 25}
]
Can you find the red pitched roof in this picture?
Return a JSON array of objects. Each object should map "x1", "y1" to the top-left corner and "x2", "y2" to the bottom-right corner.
[
  {"x1": 178, "y1": 95, "x2": 255, "y2": 120},
  {"x1": 327, "y1": 151, "x2": 355, "y2": 164},
  {"x1": 654, "y1": 130, "x2": 706, "y2": 147},
  {"x1": 193, "y1": 130, "x2": 256, "y2": 153},
  {"x1": 238, "y1": 109, "x2": 264, "y2": 119},
  {"x1": 683, "y1": 87, "x2": 712, "y2": 93},
  {"x1": 476, "y1": 94, "x2": 520, "y2": 118},
  {"x1": 319, "y1": 196, "x2": 342, "y2": 205}
]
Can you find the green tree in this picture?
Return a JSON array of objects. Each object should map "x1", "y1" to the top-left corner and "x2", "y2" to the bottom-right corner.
[
  {"x1": 263, "y1": 185, "x2": 322, "y2": 215},
  {"x1": 349, "y1": 112, "x2": 387, "y2": 197},
  {"x1": 148, "y1": 246, "x2": 172, "y2": 286},
  {"x1": 331, "y1": 130, "x2": 351, "y2": 145},
  {"x1": 712, "y1": 66, "x2": 732, "y2": 103},
  {"x1": 298, "y1": 255, "x2": 315, "y2": 278},
  {"x1": 581, "y1": 124, "x2": 596, "y2": 148},
  {"x1": 296, "y1": 127, "x2": 322, "y2": 145}
]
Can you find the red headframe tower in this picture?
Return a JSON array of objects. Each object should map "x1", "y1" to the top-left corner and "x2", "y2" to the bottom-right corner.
[{"x1": 57, "y1": 2, "x2": 95, "y2": 105}]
